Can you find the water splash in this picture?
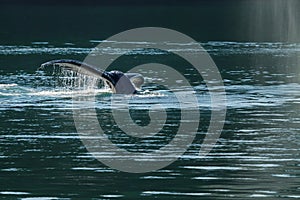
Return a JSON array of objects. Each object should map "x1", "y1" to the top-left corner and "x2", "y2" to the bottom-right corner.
[
  {"x1": 246, "y1": 0, "x2": 300, "y2": 42},
  {"x1": 38, "y1": 64, "x2": 111, "y2": 93},
  {"x1": 241, "y1": 0, "x2": 300, "y2": 82}
]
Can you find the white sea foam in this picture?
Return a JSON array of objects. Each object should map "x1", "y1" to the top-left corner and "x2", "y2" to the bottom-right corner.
[{"x1": 0, "y1": 83, "x2": 18, "y2": 88}]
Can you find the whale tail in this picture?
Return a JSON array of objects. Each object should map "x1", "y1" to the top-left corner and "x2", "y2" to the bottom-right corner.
[{"x1": 40, "y1": 59, "x2": 144, "y2": 94}]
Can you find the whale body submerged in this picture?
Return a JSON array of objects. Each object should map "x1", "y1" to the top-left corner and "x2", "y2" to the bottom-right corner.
[{"x1": 41, "y1": 59, "x2": 144, "y2": 94}]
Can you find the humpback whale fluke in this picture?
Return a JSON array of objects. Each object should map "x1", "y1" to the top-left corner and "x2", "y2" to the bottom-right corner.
[{"x1": 40, "y1": 59, "x2": 144, "y2": 94}]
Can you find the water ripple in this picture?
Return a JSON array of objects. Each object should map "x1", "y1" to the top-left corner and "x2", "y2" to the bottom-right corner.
[{"x1": 1, "y1": 41, "x2": 300, "y2": 56}]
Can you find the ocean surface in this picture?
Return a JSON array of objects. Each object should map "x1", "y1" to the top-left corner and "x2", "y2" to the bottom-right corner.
[{"x1": 0, "y1": 39, "x2": 299, "y2": 199}]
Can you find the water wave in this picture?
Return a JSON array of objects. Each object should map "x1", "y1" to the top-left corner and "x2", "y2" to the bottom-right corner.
[{"x1": 1, "y1": 41, "x2": 299, "y2": 56}]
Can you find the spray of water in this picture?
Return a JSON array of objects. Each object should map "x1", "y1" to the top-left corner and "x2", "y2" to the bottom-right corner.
[
  {"x1": 37, "y1": 64, "x2": 111, "y2": 96},
  {"x1": 246, "y1": 0, "x2": 300, "y2": 42},
  {"x1": 241, "y1": 0, "x2": 300, "y2": 82}
]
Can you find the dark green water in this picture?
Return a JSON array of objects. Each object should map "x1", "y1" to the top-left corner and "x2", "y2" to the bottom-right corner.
[{"x1": 1, "y1": 2, "x2": 300, "y2": 200}]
